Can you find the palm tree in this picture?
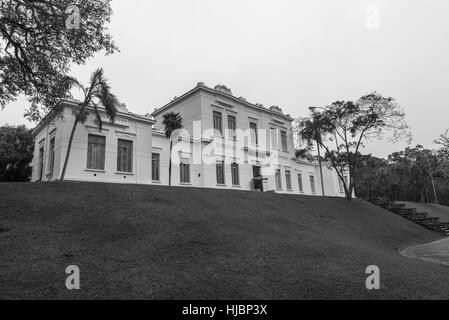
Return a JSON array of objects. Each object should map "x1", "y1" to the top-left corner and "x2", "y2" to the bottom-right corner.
[
  {"x1": 162, "y1": 112, "x2": 183, "y2": 186},
  {"x1": 60, "y1": 68, "x2": 119, "y2": 181}
]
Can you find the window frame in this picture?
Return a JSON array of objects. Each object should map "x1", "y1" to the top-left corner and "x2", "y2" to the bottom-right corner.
[
  {"x1": 38, "y1": 143, "x2": 45, "y2": 181},
  {"x1": 250, "y1": 122, "x2": 258, "y2": 145},
  {"x1": 87, "y1": 134, "x2": 106, "y2": 171},
  {"x1": 310, "y1": 175, "x2": 316, "y2": 194},
  {"x1": 117, "y1": 138, "x2": 133, "y2": 173},
  {"x1": 216, "y1": 160, "x2": 225, "y2": 185},
  {"x1": 231, "y1": 162, "x2": 240, "y2": 186},
  {"x1": 180, "y1": 159, "x2": 190, "y2": 184},
  {"x1": 281, "y1": 130, "x2": 288, "y2": 152},
  {"x1": 297, "y1": 173, "x2": 304, "y2": 193},
  {"x1": 213, "y1": 111, "x2": 223, "y2": 136},
  {"x1": 227, "y1": 115, "x2": 236, "y2": 139},
  {"x1": 47, "y1": 136, "x2": 55, "y2": 174},
  {"x1": 152, "y1": 153, "x2": 160, "y2": 181},
  {"x1": 275, "y1": 168, "x2": 282, "y2": 190},
  {"x1": 270, "y1": 128, "x2": 278, "y2": 149},
  {"x1": 285, "y1": 170, "x2": 292, "y2": 190}
]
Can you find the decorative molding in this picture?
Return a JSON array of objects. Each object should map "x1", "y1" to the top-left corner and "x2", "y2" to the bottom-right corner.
[
  {"x1": 214, "y1": 84, "x2": 232, "y2": 95},
  {"x1": 86, "y1": 125, "x2": 109, "y2": 134},
  {"x1": 269, "y1": 105, "x2": 283, "y2": 114},
  {"x1": 49, "y1": 128, "x2": 57, "y2": 136},
  {"x1": 211, "y1": 103, "x2": 225, "y2": 111}
]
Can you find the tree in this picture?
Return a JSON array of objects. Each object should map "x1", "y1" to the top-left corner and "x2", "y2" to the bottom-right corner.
[
  {"x1": 0, "y1": 0, "x2": 118, "y2": 121},
  {"x1": 60, "y1": 68, "x2": 119, "y2": 181},
  {"x1": 0, "y1": 125, "x2": 33, "y2": 182},
  {"x1": 388, "y1": 146, "x2": 439, "y2": 203},
  {"x1": 297, "y1": 92, "x2": 410, "y2": 200},
  {"x1": 435, "y1": 129, "x2": 449, "y2": 158},
  {"x1": 162, "y1": 112, "x2": 183, "y2": 186},
  {"x1": 353, "y1": 154, "x2": 389, "y2": 199}
]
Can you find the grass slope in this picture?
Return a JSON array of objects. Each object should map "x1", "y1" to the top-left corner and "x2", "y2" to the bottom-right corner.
[{"x1": 0, "y1": 182, "x2": 448, "y2": 299}]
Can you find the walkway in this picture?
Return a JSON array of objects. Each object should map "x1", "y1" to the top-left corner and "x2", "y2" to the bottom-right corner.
[{"x1": 401, "y1": 237, "x2": 449, "y2": 266}]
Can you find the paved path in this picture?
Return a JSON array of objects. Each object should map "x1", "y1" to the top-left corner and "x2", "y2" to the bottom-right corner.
[{"x1": 401, "y1": 237, "x2": 449, "y2": 266}]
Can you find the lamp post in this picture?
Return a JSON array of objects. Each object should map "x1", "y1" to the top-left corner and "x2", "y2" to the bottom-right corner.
[
  {"x1": 425, "y1": 152, "x2": 438, "y2": 204},
  {"x1": 309, "y1": 106, "x2": 326, "y2": 197}
]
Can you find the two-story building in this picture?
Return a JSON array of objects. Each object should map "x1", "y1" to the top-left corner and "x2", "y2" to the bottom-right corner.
[{"x1": 31, "y1": 83, "x2": 347, "y2": 197}]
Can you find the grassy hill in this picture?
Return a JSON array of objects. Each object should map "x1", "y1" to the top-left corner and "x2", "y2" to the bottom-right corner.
[{"x1": 0, "y1": 182, "x2": 448, "y2": 299}]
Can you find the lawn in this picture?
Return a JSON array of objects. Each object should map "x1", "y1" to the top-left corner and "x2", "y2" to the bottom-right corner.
[{"x1": 0, "y1": 182, "x2": 448, "y2": 299}]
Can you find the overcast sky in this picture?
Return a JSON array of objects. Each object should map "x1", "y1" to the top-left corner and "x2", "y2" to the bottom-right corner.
[{"x1": 1, "y1": 0, "x2": 448, "y2": 158}]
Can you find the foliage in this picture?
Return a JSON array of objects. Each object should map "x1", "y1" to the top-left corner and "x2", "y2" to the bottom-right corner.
[
  {"x1": 162, "y1": 112, "x2": 183, "y2": 186},
  {"x1": 354, "y1": 145, "x2": 449, "y2": 205},
  {"x1": 0, "y1": 0, "x2": 118, "y2": 121},
  {"x1": 296, "y1": 92, "x2": 410, "y2": 200},
  {"x1": 0, "y1": 124, "x2": 33, "y2": 181},
  {"x1": 435, "y1": 129, "x2": 449, "y2": 159},
  {"x1": 60, "y1": 67, "x2": 119, "y2": 181},
  {"x1": 162, "y1": 112, "x2": 183, "y2": 139}
]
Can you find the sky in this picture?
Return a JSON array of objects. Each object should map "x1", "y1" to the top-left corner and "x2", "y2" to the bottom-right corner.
[{"x1": 1, "y1": 0, "x2": 449, "y2": 158}]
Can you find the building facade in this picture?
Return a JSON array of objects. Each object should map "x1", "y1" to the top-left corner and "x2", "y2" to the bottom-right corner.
[
  {"x1": 31, "y1": 83, "x2": 348, "y2": 197},
  {"x1": 31, "y1": 100, "x2": 155, "y2": 184}
]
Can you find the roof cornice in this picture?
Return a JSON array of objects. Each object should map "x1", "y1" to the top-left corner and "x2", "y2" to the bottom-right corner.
[
  {"x1": 32, "y1": 99, "x2": 156, "y2": 137},
  {"x1": 151, "y1": 84, "x2": 294, "y2": 122}
]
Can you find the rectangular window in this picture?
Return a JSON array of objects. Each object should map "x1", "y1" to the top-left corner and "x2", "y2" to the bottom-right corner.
[
  {"x1": 180, "y1": 160, "x2": 190, "y2": 183},
  {"x1": 213, "y1": 111, "x2": 223, "y2": 135},
  {"x1": 228, "y1": 115, "x2": 236, "y2": 139},
  {"x1": 216, "y1": 160, "x2": 225, "y2": 185},
  {"x1": 275, "y1": 169, "x2": 282, "y2": 190},
  {"x1": 281, "y1": 131, "x2": 288, "y2": 151},
  {"x1": 298, "y1": 174, "x2": 304, "y2": 192},
  {"x1": 270, "y1": 128, "x2": 277, "y2": 149},
  {"x1": 87, "y1": 135, "x2": 106, "y2": 170},
  {"x1": 231, "y1": 162, "x2": 239, "y2": 186},
  {"x1": 38, "y1": 144, "x2": 44, "y2": 181},
  {"x1": 152, "y1": 153, "x2": 160, "y2": 181},
  {"x1": 310, "y1": 175, "x2": 316, "y2": 194},
  {"x1": 117, "y1": 139, "x2": 133, "y2": 173},
  {"x1": 48, "y1": 137, "x2": 55, "y2": 173},
  {"x1": 285, "y1": 170, "x2": 292, "y2": 190},
  {"x1": 250, "y1": 122, "x2": 258, "y2": 145}
]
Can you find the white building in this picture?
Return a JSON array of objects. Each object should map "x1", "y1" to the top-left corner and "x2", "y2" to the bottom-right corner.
[{"x1": 31, "y1": 83, "x2": 347, "y2": 197}]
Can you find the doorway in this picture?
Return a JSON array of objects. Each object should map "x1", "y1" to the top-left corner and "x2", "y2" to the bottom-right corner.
[{"x1": 252, "y1": 165, "x2": 263, "y2": 191}]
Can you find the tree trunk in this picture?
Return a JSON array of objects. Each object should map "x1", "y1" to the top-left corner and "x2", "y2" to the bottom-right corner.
[
  {"x1": 60, "y1": 114, "x2": 80, "y2": 182},
  {"x1": 345, "y1": 183, "x2": 354, "y2": 201},
  {"x1": 168, "y1": 140, "x2": 172, "y2": 186}
]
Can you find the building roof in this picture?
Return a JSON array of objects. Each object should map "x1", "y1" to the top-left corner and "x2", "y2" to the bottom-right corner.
[
  {"x1": 151, "y1": 83, "x2": 294, "y2": 121},
  {"x1": 32, "y1": 99, "x2": 155, "y2": 137}
]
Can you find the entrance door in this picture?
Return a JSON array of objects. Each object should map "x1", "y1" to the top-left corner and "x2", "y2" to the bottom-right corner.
[
  {"x1": 252, "y1": 166, "x2": 262, "y2": 191},
  {"x1": 252, "y1": 166, "x2": 261, "y2": 178}
]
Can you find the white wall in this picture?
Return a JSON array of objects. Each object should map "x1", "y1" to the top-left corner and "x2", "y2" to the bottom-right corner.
[{"x1": 32, "y1": 103, "x2": 154, "y2": 184}]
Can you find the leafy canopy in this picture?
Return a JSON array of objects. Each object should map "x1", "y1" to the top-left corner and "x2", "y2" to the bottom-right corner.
[
  {"x1": 0, "y1": 124, "x2": 33, "y2": 182},
  {"x1": 162, "y1": 112, "x2": 184, "y2": 139},
  {"x1": 297, "y1": 92, "x2": 411, "y2": 200},
  {"x1": 0, "y1": 0, "x2": 118, "y2": 121}
]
